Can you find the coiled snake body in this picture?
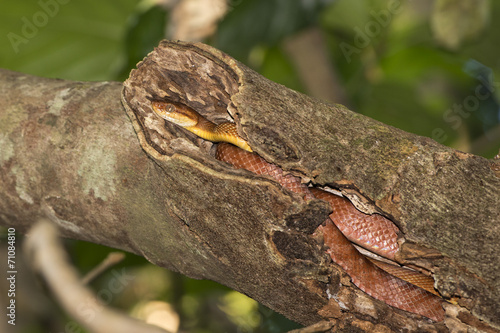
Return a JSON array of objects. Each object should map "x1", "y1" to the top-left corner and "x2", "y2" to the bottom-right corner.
[{"x1": 151, "y1": 100, "x2": 445, "y2": 322}]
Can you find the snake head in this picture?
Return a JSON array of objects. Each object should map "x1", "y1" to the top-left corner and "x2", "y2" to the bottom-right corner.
[
  {"x1": 151, "y1": 100, "x2": 252, "y2": 152},
  {"x1": 151, "y1": 101, "x2": 198, "y2": 128}
]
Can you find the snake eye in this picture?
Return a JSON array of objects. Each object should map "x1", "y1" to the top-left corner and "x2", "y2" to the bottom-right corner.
[
  {"x1": 152, "y1": 101, "x2": 172, "y2": 116},
  {"x1": 151, "y1": 101, "x2": 177, "y2": 120},
  {"x1": 163, "y1": 104, "x2": 175, "y2": 114}
]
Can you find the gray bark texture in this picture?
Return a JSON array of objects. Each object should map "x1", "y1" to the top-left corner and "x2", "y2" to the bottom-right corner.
[{"x1": 1, "y1": 40, "x2": 499, "y2": 332}]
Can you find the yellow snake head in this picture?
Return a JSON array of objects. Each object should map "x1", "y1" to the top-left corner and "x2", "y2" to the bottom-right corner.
[
  {"x1": 151, "y1": 101, "x2": 199, "y2": 127},
  {"x1": 151, "y1": 100, "x2": 253, "y2": 152}
]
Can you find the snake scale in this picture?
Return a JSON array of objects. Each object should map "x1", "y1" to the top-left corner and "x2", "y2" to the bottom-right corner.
[{"x1": 151, "y1": 100, "x2": 445, "y2": 322}]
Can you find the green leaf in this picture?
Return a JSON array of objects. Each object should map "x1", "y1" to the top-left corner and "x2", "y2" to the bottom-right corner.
[
  {"x1": 115, "y1": 5, "x2": 167, "y2": 81},
  {"x1": 215, "y1": 0, "x2": 328, "y2": 62},
  {"x1": 0, "y1": 0, "x2": 140, "y2": 81},
  {"x1": 259, "y1": 46, "x2": 304, "y2": 92}
]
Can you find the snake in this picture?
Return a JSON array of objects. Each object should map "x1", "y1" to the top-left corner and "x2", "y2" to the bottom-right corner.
[{"x1": 151, "y1": 100, "x2": 445, "y2": 322}]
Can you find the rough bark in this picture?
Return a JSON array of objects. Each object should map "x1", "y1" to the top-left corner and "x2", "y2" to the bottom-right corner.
[{"x1": 1, "y1": 40, "x2": 499, "y2": 332}]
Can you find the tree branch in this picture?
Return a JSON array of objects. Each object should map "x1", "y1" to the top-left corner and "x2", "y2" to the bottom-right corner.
[
  {"x1": 23, "y1": 219, "x2": 170, "y2": 333},
  {"x1": 1, "y1": 40, "x2": 499, "y2": 332}
]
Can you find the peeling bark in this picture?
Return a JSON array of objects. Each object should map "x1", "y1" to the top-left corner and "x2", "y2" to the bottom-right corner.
[{"x1": 1, "y1": 40, "x2": 499, "y2": 332}]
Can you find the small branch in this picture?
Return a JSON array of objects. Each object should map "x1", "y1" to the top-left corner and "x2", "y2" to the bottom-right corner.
[
  {"x1": 82, "y1": 252, "x2": 125, "y2": 285},
  {"x1": 24, "y1": 219, "x2": 170, "y2": 333}
]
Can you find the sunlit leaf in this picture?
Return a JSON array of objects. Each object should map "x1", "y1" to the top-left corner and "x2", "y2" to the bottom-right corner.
[{"x1": 431, "y1": 0, "x2": 490, "y2": 50}]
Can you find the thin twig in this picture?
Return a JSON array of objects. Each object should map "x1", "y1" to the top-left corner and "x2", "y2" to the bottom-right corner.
[
  {"x1": 24, "y1": 219, "x2": 171, "y2": 333},
  {"x1": 81, "y1": 252, "x2": 125, "y2": 285}
]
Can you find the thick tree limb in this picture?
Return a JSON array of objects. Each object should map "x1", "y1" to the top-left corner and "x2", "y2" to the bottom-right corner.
[{"x1": 1, "y1": 40, "x2": 499, "y2": 332}]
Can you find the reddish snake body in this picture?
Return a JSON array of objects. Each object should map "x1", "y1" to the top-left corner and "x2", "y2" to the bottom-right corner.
[{"x1": 152, "y1": 101, "x2": 445, "y2": 322}]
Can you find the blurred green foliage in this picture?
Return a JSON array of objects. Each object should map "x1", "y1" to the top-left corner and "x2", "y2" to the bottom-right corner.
[
  {"x1": 1, "y1": 0, "x2": 499, "y2": 332},
  {"x1": 1, "y1": 0, "x2": 498, "y2": 156},
  {"x1": 0, "y1": 0, "x2": 139, "y2": 80},
  {"x1": 214, "y1": 0, "x2": 325, "y2": 60}
]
